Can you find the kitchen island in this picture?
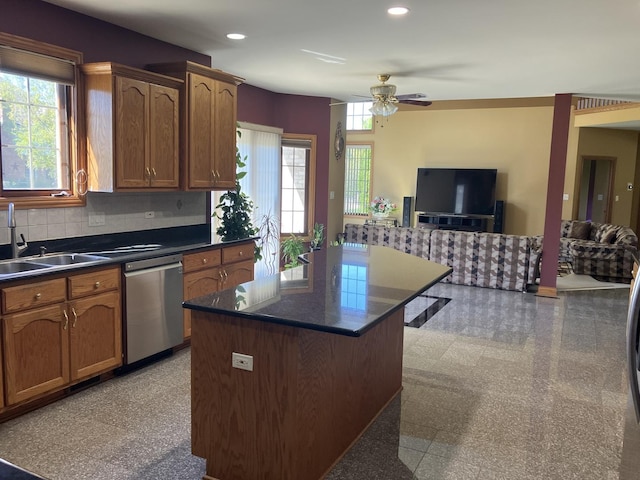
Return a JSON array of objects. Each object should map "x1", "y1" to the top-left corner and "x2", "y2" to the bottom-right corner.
[{"x1": 183, "y1": 244, "x2": 451, "y2": 480}]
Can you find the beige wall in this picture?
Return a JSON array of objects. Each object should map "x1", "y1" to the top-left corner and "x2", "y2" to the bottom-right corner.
[
  {"x1": 573, "y1": 127, "x2": 640, "y2": 228},
  {"x1": 327, "y1": 104, "x2": 347, "y2": 245},
  {"x1": 348, "y1": 99, "x2": 561, "y2": 235}
]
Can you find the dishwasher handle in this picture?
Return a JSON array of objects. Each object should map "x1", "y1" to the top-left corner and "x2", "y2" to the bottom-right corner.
[{"x1": 124, "y1": 253, "x2": 183, "y2": 272}]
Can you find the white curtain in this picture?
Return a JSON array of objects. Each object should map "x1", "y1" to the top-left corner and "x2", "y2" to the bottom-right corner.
[{"x1": 213, "y1": 122, "x2": 282, "y2": 278}]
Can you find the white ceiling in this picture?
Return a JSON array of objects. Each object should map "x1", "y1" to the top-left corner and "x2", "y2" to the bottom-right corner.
[{"x1": 44, "y1": 0, "x2": 640, "y2": 104}]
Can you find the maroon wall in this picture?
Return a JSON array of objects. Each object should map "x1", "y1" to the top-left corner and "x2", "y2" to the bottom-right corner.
[
  {"x1": 238, "y1": 85, "x2": 331, "y2": 229},
  {"x1": 1, "y1": 0, "x2": 210, "y2": 67},
  {"x1": 3, "y1": 0, "x2": 331, "y2": 229}
]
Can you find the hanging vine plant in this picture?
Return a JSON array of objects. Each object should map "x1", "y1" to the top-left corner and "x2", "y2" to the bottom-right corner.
[{"x1": 212, "y1": 131, "x2": 262, "y2": 262}]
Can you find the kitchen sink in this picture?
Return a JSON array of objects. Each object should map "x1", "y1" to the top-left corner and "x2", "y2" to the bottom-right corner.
[
  {"x1": 27, "y1": 253, "x2": 109, "y2": 266},
  {"x1": 0, "y1": 261, "x2": 51, "y2": 274}
]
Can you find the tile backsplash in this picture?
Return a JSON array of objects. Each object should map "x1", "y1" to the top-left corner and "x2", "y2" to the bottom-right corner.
[{"x1": 0, "y1": 191, "x2": 208, "y2": 246}]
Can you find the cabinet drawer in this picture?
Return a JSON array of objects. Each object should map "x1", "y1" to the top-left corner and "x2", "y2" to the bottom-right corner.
[
  {"x1": 222, "y1": 243, "x2": 254, "y2": 265},
  {"x1": 2, "y1": 278, "x2": 67, "y2": 314},
  {"x1": 68, "y1": 267, "x2": 120, "y2": 299},
  {"x1": 183, "y1": 249, "x2": 221, "y2": 273}
]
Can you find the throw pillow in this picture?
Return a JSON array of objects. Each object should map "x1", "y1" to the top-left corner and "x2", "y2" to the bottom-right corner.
[
  {"x1": 600, "y1": 224, "x2": 619, "y2": 244},
  {"x1": 569, "y1": 221, "x2": 591, "y2": 240}
]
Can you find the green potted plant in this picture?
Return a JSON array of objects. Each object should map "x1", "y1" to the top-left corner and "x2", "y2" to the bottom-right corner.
[
  {"x1": 310, "y1": 222, "x2": 325, "y2": 250},
  {"x1": 281, "y1": 234, "x2": 304, "y2": 269},
  {"x1": 212, "y1": 131, "x2": 261, "y2": 261}
]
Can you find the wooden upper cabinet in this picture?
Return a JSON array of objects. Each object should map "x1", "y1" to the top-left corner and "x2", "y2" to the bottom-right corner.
[
  {"x1": 146, "y1": 61, "x2": 243, "y2": 191},
  {"x1": 81, "y1": 62, "x2": 182, "y2": 192}
]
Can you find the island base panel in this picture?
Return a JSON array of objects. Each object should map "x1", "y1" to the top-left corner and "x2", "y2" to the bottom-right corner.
[{"x1": 191, "y1": 308, "x2": 405, "y2": 480}]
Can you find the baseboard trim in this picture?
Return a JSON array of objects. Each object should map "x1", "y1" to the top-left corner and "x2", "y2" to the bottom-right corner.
[{"x1": 536, "y1": 286, "x2": 558, "y2": 298}]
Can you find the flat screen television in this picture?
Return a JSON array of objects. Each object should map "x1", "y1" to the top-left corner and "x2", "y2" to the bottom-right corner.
[{"x1": 415, "y1": 168, "x2": 497, "y2": 216}]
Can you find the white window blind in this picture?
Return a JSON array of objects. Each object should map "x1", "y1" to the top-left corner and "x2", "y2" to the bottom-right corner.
[
  {"x1": 213, "y1": 122, "x2": 282, "y2": 278},
  {"x1": 344, "y1": 145, "x2": 372, "y2": 215}
]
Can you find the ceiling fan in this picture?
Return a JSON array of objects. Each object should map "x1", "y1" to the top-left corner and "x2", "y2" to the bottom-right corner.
[{"x1": 369, "y1": 74, "x2": 432, "y2": 116}]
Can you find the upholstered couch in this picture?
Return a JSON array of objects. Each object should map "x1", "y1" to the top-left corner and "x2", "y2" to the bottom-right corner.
[
  {"x1": 344, "y1": 224, "x2": 541, "y2": 292},
  {"x1": 559, "y1": 220, "x2": 637, "y2": 282}
]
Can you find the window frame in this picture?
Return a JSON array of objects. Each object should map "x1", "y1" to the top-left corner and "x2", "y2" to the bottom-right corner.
[
  {"x1": 343, "y1": 142, "x2": 373, "y2": 217},
  {"x1": 0, "y1": 32, "x2": 86, "y2": 209},
  {"x1": 280, "y1": 133, "x2": 316, "y2": 240}
]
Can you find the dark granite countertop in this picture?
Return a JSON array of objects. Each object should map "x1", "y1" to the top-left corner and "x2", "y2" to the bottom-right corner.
[
  {"x1": 0, "y1": 224, "x2": 257, "y2": 283},
  {"x1": 183, "y1": 244, "x2": 452, "y2": 337},
  {"x1": 0, "y1": 458, "x2": 46, "y2": 479}
]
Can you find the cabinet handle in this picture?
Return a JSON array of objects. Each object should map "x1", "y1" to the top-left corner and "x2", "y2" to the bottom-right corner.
[
  {"x1": 202, "y1": 258, "x2": 208, "y2": 264},
  {"x1": 219, "y1": 270, "x2": 224, "y2": 281},
  {"x1": 239, "y1": 251, "x2": 244, "y2": 257},
  {"x1": 151, "y1": 168, "x2": 157, "y2": 178},
  {"x1": 63, "y1": 310, "x2": 69, "y2": 330},
  {"x1": 223, "y1": 270, "x2": 228, "y2": 281},
  {"x1": 145, "y1": 167, "x2": 151, "y2": 179},
  {"x1": 72, "y1": 307, "x2": 78, "y2": 328},
  {"x1": 210, "y1": 170, "x2": 216, "y2": 180},
  {"x1": 35, "y1": 292, "x2": 41, "y2": 300},
  {"x1": 215, "y1": 170, "x2": 221, "y2": 179},
  {"x1": 94, "y1": 281, "x2": 101, "y2": 289}
]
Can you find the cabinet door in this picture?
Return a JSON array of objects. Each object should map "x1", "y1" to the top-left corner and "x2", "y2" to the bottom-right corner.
[
  {"x1": 183, "y1": 268, "x2": 222, "y2": 339},
  {"x1": 3, "y1": 304, "x2": 70, "y2": 405},
  {"x1": 0, "y1": 338, "x2": 4, "y2": 409},
  {"x1": 212, "y1": 80, "x2": 237, "y2": 189},
  {"x1": 188, "y1": 73, "x2": 216, "y2": 189},
  {"x1": 115, "y1": 76, "x2": 150, "y2": 188},
  {"x1": 149, "y1": 84, "x2": 180, "y2": 188},
  {"x1": 221, "y1": 260, "x2": 254, "y2": 289},
  {"x1": 69, "y1": 291, "x2": 122, "y2": 381}
]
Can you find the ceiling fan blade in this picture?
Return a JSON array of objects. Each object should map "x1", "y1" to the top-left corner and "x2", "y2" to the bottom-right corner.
[
  {"x1": 396, "y1": 93, "x2": 427, "y2": 101},
  {"x1": 398, "y1": 99, "x2": 432, "y2": 107}
]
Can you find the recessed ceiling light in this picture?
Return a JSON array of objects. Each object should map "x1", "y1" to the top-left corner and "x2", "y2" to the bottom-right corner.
[
  {"x1": 388, "y1": 6, "x2": 409, "y2": 15},
  {"x1": 226, "y1": 33, "x2": 246, "y2": 40}
]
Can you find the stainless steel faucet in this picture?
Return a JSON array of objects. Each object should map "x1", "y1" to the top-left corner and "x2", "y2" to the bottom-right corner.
[{"x1": 8, "y1": 202, "x2": 28, "y2": 258}]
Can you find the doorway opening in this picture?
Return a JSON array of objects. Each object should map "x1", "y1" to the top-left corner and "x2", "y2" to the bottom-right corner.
[{"x1": 577, "y1": 156, "x2": 615, "y2": 223}]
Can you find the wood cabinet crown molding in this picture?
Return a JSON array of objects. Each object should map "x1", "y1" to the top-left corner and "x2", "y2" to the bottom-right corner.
[
  {"x1": 80, "y1": 62, "x2": 183, "y2": 88},
  {"x1": 146, "y1": 60, "x2": 244, "y2": 86}
]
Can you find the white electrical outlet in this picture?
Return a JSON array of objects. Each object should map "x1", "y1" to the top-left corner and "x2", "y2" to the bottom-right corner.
[
  {"x1": 144, "y1": 211, "x2": 155, "y2": 219},
  {"x1": 232, "y1": 352, "x2": 253, "y2": 372}
]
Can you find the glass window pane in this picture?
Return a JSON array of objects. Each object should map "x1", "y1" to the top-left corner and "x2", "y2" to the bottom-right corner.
[
  {"x1": 282, "y1": 165, "x2": 294, "y2": 188},
  {"x1": 293, "y1": 167, "x2": 306, "y2": 189},
  {"x1": 0, "y1": 71, "x2": 70, "y2": 192},
  {"x1": 281, "y1": 213, "x2": 293, "y2": 233},
  {"x1": 282, "y1": 146, "x2": 295, "y2": 166},
  {"x1": 0, "y1": 72, "x2": 28, "y2": 103},
  {"x1": 29, "y1": 78, "x2": 57, "y2": 106},
  {"x1": 292, "y1": 212, "x2": 305, "y2": 233}
]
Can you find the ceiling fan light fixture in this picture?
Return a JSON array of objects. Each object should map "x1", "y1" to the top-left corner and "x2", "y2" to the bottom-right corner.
[{"x1": 370, "y1": 100, "x2": 398, "y2": 117}]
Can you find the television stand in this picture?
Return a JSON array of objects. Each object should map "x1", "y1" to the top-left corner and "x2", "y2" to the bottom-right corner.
[{"x1": 418, "y1": 214, "x2": 488, "y2": 232}]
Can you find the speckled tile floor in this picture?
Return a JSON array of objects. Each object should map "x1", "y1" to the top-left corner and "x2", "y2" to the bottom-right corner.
[{"x1": 0, "y1": 283, "x2": 639, "y2": 479}]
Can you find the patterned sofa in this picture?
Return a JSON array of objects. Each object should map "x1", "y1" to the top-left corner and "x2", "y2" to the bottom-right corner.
[
  {"x1": 344, "y1": 224, "x2": 541, "y2": 292},
  {"x1": 559, "y1": 220, "x2": 637, "y2": 282}
]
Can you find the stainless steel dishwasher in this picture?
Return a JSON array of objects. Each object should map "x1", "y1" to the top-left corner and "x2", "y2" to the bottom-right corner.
[{"x1": 123, "y1": 254, "x2": 183, "y2": 364}]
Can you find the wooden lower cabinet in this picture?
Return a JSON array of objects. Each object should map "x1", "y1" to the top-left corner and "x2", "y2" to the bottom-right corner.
[
  {"x1": 3, "y1": 304, "x2": 70, "y2": 405},
  {"x1": 222, "y1": 260, "x2": 254, "y2": 288},
  {"x1": 1, "y1": 267, "x2": 122, "y2": 407},
  {"x1": 182, "y1": 242, "x2": 255, "y2": 339},
  {"x1": 69, "y1": 291, "x2": 121, "y2": 381},
  {"x1": 183, "y1": 268, "x2": 222, "y2": 338},
  {"x1": 0, "y1": 342, "x2": 3, "y2": 409}
]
